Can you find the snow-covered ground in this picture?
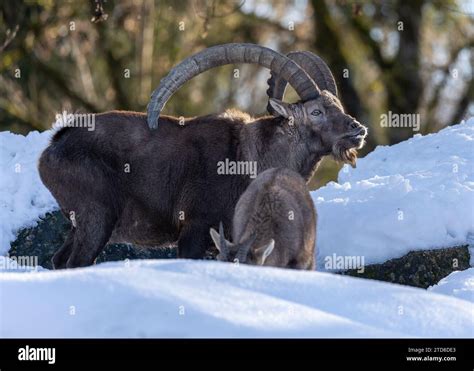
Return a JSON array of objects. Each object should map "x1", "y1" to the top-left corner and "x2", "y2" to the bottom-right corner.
[
  {"x1": 314, "y1": 118, "x2": 474, "y2": 269},
  {"x1": 0, "y1": 130, "x2": 57, "y2": 256},
  {"x1": 0, "y1": 259, "x2": 472, "y2": 338},
  {"x1": 429, "y1": 268, "x2": 474, "y2": 303}
]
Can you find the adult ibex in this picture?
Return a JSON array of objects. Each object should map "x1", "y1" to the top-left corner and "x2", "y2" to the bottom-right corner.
[
  {"x1": 210, "y1": 167, "x2": 316, "y2": 270},
  {"x1": 38, "y1": 43, "x2": 367, "y2": 268}
]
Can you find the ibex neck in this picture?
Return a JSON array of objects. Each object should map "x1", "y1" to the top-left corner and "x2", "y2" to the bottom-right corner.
[{"x1": 241, "y1": 116, "x2": 327, "y2": 181}]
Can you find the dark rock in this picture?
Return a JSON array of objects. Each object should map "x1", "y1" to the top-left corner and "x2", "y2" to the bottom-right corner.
[
  {"x1": 339, "y1": 246, "x2": 470, "y2": 288},
  {"x1": 8, "y1": 211, "x2": 471, "y2": 288},
  {"x1": 97, "y1": 243, "x2": 177, "y2": 264},
  {"x1": 9, "y1": 211, "x2": 177, "y2": 269},
  {"x1": 9, "y1": 211, "x2": 71, "y2": 270}
]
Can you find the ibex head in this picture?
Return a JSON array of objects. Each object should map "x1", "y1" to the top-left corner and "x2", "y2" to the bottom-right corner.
[
  {"x1": 146, "y1": 44, "x2": 367, "y2": 166},
  {"x1": 266, "y1": 51, "x2": 367, "y2": 167},
  {"x1": 209, "y1": 222, "x2": 275, "y2": 265},
  {"x1": 268, "y1": 92, "x2": 366, "y2": 167}
]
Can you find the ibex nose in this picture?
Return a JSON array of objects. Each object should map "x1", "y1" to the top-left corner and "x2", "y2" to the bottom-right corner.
[{"x1": 357, "y1": 126, "x2": 367, "y2": 137}]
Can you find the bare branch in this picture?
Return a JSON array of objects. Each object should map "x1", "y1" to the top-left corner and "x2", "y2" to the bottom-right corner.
[{"x1": 0, "y1": 25, "x2": 19, "y2": 54}]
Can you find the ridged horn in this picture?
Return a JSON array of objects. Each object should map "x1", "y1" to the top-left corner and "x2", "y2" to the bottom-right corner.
[
  {"x1": 147, "y1": 43, "x2": 320, "y2": 129},
  {"x1": 236, "y1": 233, "x2": 256, "y2": 263},
  {"x1": 267, "y1": 51, "x2": 337, "y2": 114}
]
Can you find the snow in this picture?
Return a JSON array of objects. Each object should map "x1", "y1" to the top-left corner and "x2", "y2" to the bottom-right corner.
[
  {"x1": 0, "y1": 130, "x2": 57, "y2": 255},
  {"x1": 0, "y1": 259, "x2": 472, "y2": 338},
  {"x1": 429, "y1": 268, "x2": 474, "y2": 303},
  {"x1": 314, "y1": 118, "x2": 474, "y2": 269}
]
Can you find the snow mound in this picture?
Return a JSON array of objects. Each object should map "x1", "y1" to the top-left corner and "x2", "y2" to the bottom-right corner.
[
  {"x1": 0, "y1": 130, "x2": 57, "y2": 255},
  {"x1": 429, "y1": 268, "x2": 474, "y2": 303},
  {"x1": 314, "y1": 118, "x2": 474, "y2": 268},
  {"x1": 0, "y1": 259, "x2": 472, "y2": 338}
]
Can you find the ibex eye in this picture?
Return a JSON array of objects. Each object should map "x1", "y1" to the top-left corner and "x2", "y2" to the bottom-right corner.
[{"x1": 311, "y1": 109, "x2": 322, "y2": 116}]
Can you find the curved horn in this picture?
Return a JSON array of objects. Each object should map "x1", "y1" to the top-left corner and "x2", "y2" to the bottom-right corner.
[
  {"x1": 147, "y1": 43, "x2": 320, "y2": 129},
  {"x1": 236, "y1": 233, "x2": 256, "y2": 263},
  {"x1": 267, "y1": 51, "x2": 337, "y2": 114}
]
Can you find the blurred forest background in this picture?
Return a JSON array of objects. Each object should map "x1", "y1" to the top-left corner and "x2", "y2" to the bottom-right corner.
[{"x1": 0, "y1": 0, "x2": 473, "y2": 188}]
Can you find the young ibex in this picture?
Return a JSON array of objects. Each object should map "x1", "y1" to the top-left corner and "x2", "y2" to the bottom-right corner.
[
  {"x1": 210, "y1": 168, "x2": 316, "y2": 269},
  {"x1": 38, "y1": 43, "x2": 367, "y2": 268}
]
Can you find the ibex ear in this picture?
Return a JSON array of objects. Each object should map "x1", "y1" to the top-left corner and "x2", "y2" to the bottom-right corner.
[
  {"x1": 269, "y1": 99, "x2": 290, "y2": 118},
  {"x1": 255, "y1": 239, "x2": 275, "y2": 264},
  {"x1": 209, "y1": 228, "x2": 222, "y2": 251},
  {"x1": 210, "y1": 226, "x2": 233, "y2": 252}
]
